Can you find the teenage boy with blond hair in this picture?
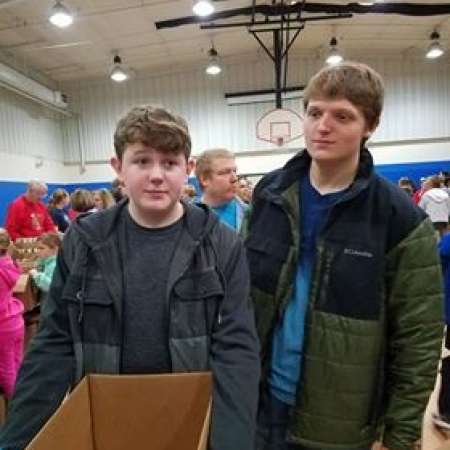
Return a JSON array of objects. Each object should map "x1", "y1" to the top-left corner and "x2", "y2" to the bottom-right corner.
[
  {"x1": 0, "y1": 106, "x2": 260, "y2": 450},
  {"x1": 243, "y1": 62, "x2": 443, "y2": 450},
  {"x1": 195, "y1": 148, "x2": 247, "y2": 231}
]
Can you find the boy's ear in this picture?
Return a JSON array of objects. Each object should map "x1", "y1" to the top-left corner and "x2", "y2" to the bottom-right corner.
[
  {"x1": 110, "y1": 156, "x2": 122, "y2": 176},
  {"x1": 198, "y1": 173, "x2": 209, "y2": 189},
  {"x1": 364, "y1": 118, "x2": 379, "y2": 138}
]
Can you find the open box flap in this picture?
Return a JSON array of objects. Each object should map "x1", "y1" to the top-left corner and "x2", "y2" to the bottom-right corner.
[
  {"x1": 26, "y1": 377, "x2": 94, "y2": 450},
  {"x1": 90, "y1": 372, "x2": 212, "y2": 450}
]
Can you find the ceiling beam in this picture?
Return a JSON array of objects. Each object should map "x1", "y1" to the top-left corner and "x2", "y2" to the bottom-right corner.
[{"x1": 155, "y1": 3, "x2": 450, "y2": 29}]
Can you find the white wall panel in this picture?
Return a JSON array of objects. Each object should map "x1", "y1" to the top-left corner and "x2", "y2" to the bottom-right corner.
[
  {"x1": 0, "y1": 87, "x2": 64, "y2": 161},
  {"x1": 62, "y1": 55, "x2": 450, "y2": 165},
  {"x1": 56, "y1": 138, "x2": 450, "y2": 183},
  {"x1": 0, "y1": 151, "x2": 68, "y2": 183}
]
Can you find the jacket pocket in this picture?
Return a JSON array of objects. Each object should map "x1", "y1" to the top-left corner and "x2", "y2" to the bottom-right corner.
[
  {"x1": 171, "y1": 268, "x2": 223, "y2": 371},
  {"x1": 316, "y1": 241, "x2": 382, "y2": 321},
  {"x1": 65, "y1": 277, "x2": 115, "y2": 342},
  {"x1": 172, "y1": 267, "x2": 224, "y2": 339},
  {"x1": 246, "y1": 234, "x2": 290, "y2": 295}
]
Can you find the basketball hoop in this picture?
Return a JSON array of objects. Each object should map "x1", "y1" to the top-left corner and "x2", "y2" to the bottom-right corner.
[{"x1": 256, "y1": 108, "x2": 304, "y2": 147}]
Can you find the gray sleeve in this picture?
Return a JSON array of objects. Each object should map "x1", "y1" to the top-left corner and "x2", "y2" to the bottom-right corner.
[{"x1": 209, "y1": 235, "x2": 261, "y2": 450}]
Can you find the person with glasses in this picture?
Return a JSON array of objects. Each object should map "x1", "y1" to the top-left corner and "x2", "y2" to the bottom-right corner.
[{"x1": 195, "y1": 148, "x2": 248, "y2": 231}]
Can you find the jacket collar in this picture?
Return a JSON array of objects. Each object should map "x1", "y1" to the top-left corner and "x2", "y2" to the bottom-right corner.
[
  {"x1": 72, "y1": 199, "x2": 218, "y2": 248},
  {"x1": 257, "y1": 147, "x2": 374, "y2": 204}
]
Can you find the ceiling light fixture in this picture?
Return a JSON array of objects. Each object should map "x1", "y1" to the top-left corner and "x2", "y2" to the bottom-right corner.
[
  {"x1": 110, "y1": 54, "x2": 129, "y2": 82},
  {"x1": 426, "y1": 31, "x2": 445, "y2": 59},
  {"x1": 49, "y1": 1, "x2": 73, "y2": 28},
  {"x1": 205, "y1": 47, "x2": 222, "y2": 75},
  {"x1": 193, "y1": 0, "x2": 214, "y2": 17},
  {"x1": 326, "y1": 37, "x2": 343, "y2": 65}
]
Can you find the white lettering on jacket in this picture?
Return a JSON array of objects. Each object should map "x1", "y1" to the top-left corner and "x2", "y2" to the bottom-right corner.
[{"x1": 343, "y1": 248, "x2": 374, "y2": 258}]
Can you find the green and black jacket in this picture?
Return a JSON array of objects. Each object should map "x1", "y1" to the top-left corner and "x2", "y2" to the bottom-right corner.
[
  {"x1": 0, "y1": 201, "x2": 260, "y2": 450},
  {"x1": 243, "y1": 149, "x2": 443, "y2": 450}
]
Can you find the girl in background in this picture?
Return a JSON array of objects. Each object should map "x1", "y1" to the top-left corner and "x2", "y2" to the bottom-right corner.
[
  {"x1": 29, "y1": 233, "x2": 61, "y2": 295},
  {"x1": 0, "y1": 229, "x2": 24, "y2": 399},
  {"x1": 48, "y1": 189, "x2": 70, "y2": 233},
  {"x1": 93, "y1": 188, "x2": 116, "y2": 211}
]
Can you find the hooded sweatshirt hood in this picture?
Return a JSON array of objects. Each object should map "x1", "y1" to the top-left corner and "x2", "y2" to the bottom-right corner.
[
  {"x1": 0, "y1": 254, "x2": 23, "y2": 319},
  {"x1": 425, "y1": 188, "x2": 449, "y2": 203},
  {"x1": 71, "y1": 199, "x2": 219, "y2": 250},
  {"x1": 419, "y1": 187, "x2": 450, "y2": 224}
]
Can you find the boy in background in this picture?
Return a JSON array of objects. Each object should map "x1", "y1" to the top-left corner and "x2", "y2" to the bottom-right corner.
[
  {"x1": 196, "y1": 149, "x2": 247, "y2": 231},
  {"x1": 0, "y1": 106, "x2": 260, "y2": 450}
]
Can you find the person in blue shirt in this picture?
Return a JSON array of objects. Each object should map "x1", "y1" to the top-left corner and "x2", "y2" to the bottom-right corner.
[{"x1": 195, "y1": 148, "x2": 247, "y2": 231}]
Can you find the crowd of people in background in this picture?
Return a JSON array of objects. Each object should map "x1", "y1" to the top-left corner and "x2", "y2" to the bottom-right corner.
[
  {"x1": 398, "y1": 171, "x2": 450, "y2": 237},
  {"x1": 398, "y1": 171, "x2": 450, "y2": 430}
]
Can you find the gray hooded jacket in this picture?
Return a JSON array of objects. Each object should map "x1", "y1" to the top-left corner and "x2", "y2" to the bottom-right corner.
[{"x1": 0, "y1": 200, "x2": 260, "y2": 450}]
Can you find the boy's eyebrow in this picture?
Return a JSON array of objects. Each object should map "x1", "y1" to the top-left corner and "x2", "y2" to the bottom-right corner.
[
  {"x1": 129, "y1": 149, "x2": 180, "y2": 158},
  {"x1": 130, "y1": 149, "x2": 151, "y2": 156},
  {"x1": 308, "y1": 104, "x2": 356, "y2": 115},
  {"x1": 332, "y1": 108, "x2": 356, "y2": 115}
]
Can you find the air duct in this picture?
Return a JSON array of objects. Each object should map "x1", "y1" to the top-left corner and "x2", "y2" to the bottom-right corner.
[{"x1": 0, "y1": 61, "x2": 70, "y2": 114}]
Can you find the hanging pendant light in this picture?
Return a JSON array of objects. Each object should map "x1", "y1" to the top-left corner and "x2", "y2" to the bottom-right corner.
[
  {"x1": 326, "y1": 37, "x2": 343, "y2": 65},
  {"x1": 193, "y1": 0, "x2": 214, "y2": 17},
  {"x1": 426, "y1": 31, "x2": 445, "y2": 59},
  {"x1": 49, "y1": 1, "x2": 73, "y2": 28},
  {"x1": 205, "y1": 47, "x2": 222, "y2": 75},
  {"x1": 110, "y1": 54, "x2": 129, "y2": 82}
]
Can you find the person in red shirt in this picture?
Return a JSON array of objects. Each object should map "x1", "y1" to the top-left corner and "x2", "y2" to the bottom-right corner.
[{"x1": 5, "y1": 180, "x2": 56, "y2": 241}]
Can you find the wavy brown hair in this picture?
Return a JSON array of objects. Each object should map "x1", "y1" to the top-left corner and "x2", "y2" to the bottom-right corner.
[{"x1": 114, "y1": 105, "x2": 191, "y2": 161}]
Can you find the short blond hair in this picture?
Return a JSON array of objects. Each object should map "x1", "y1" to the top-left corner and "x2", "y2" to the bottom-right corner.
[
  {"x1": 303, "y1": 61, "x2": 384, "y2": 129},
  {"x1": 195, "y1": 149, "x2": 235, "y2": 187},
  {"x1": 93, "y1": 189, "x2": 116, "y2": 209}
]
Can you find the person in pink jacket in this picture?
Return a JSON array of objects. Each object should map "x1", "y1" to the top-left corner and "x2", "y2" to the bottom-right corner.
[{"x1": 0, "y1": 229, "x2": 24, "y2": 399}]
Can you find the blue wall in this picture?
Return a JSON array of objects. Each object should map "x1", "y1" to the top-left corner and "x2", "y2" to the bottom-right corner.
[
  {"x1": 376, "y1": 160, "x2": 450, "y2": 189},
  {"x1": 1, "y1": 160, "x2": 449, "y2": 226}
]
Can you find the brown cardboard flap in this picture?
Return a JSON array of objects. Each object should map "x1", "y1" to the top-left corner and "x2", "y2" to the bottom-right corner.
[
  {"x1": 197, "y1": 399, "x2": 212, "y2": 450},
  {"x1": 90, "y1": 372, "x2": 212, "y2": 450},
  {"x1": 26, "y1": 378, "x2": 94, "y2": 450}
]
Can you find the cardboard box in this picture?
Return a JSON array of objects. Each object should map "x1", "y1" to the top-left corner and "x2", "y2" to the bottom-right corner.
[
  {"x1": 13, "y1": 274, "x2": 39, "y2": 312},
  {"x1": 26, "y1": 372, "x2": 212, "y2": 450},
  {"x1": 0, "y1": 390, "x2": 5, "y2": 425}
]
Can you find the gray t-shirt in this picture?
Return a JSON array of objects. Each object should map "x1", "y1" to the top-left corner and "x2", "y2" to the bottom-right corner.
[{"x1": 121, "y1": 208, "x2": 183, "y2": 374}]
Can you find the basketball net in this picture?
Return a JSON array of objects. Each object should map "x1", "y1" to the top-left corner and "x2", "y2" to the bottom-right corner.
[{"x1": 276, "y1": 136, "x2": 285, "y2": 147}]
